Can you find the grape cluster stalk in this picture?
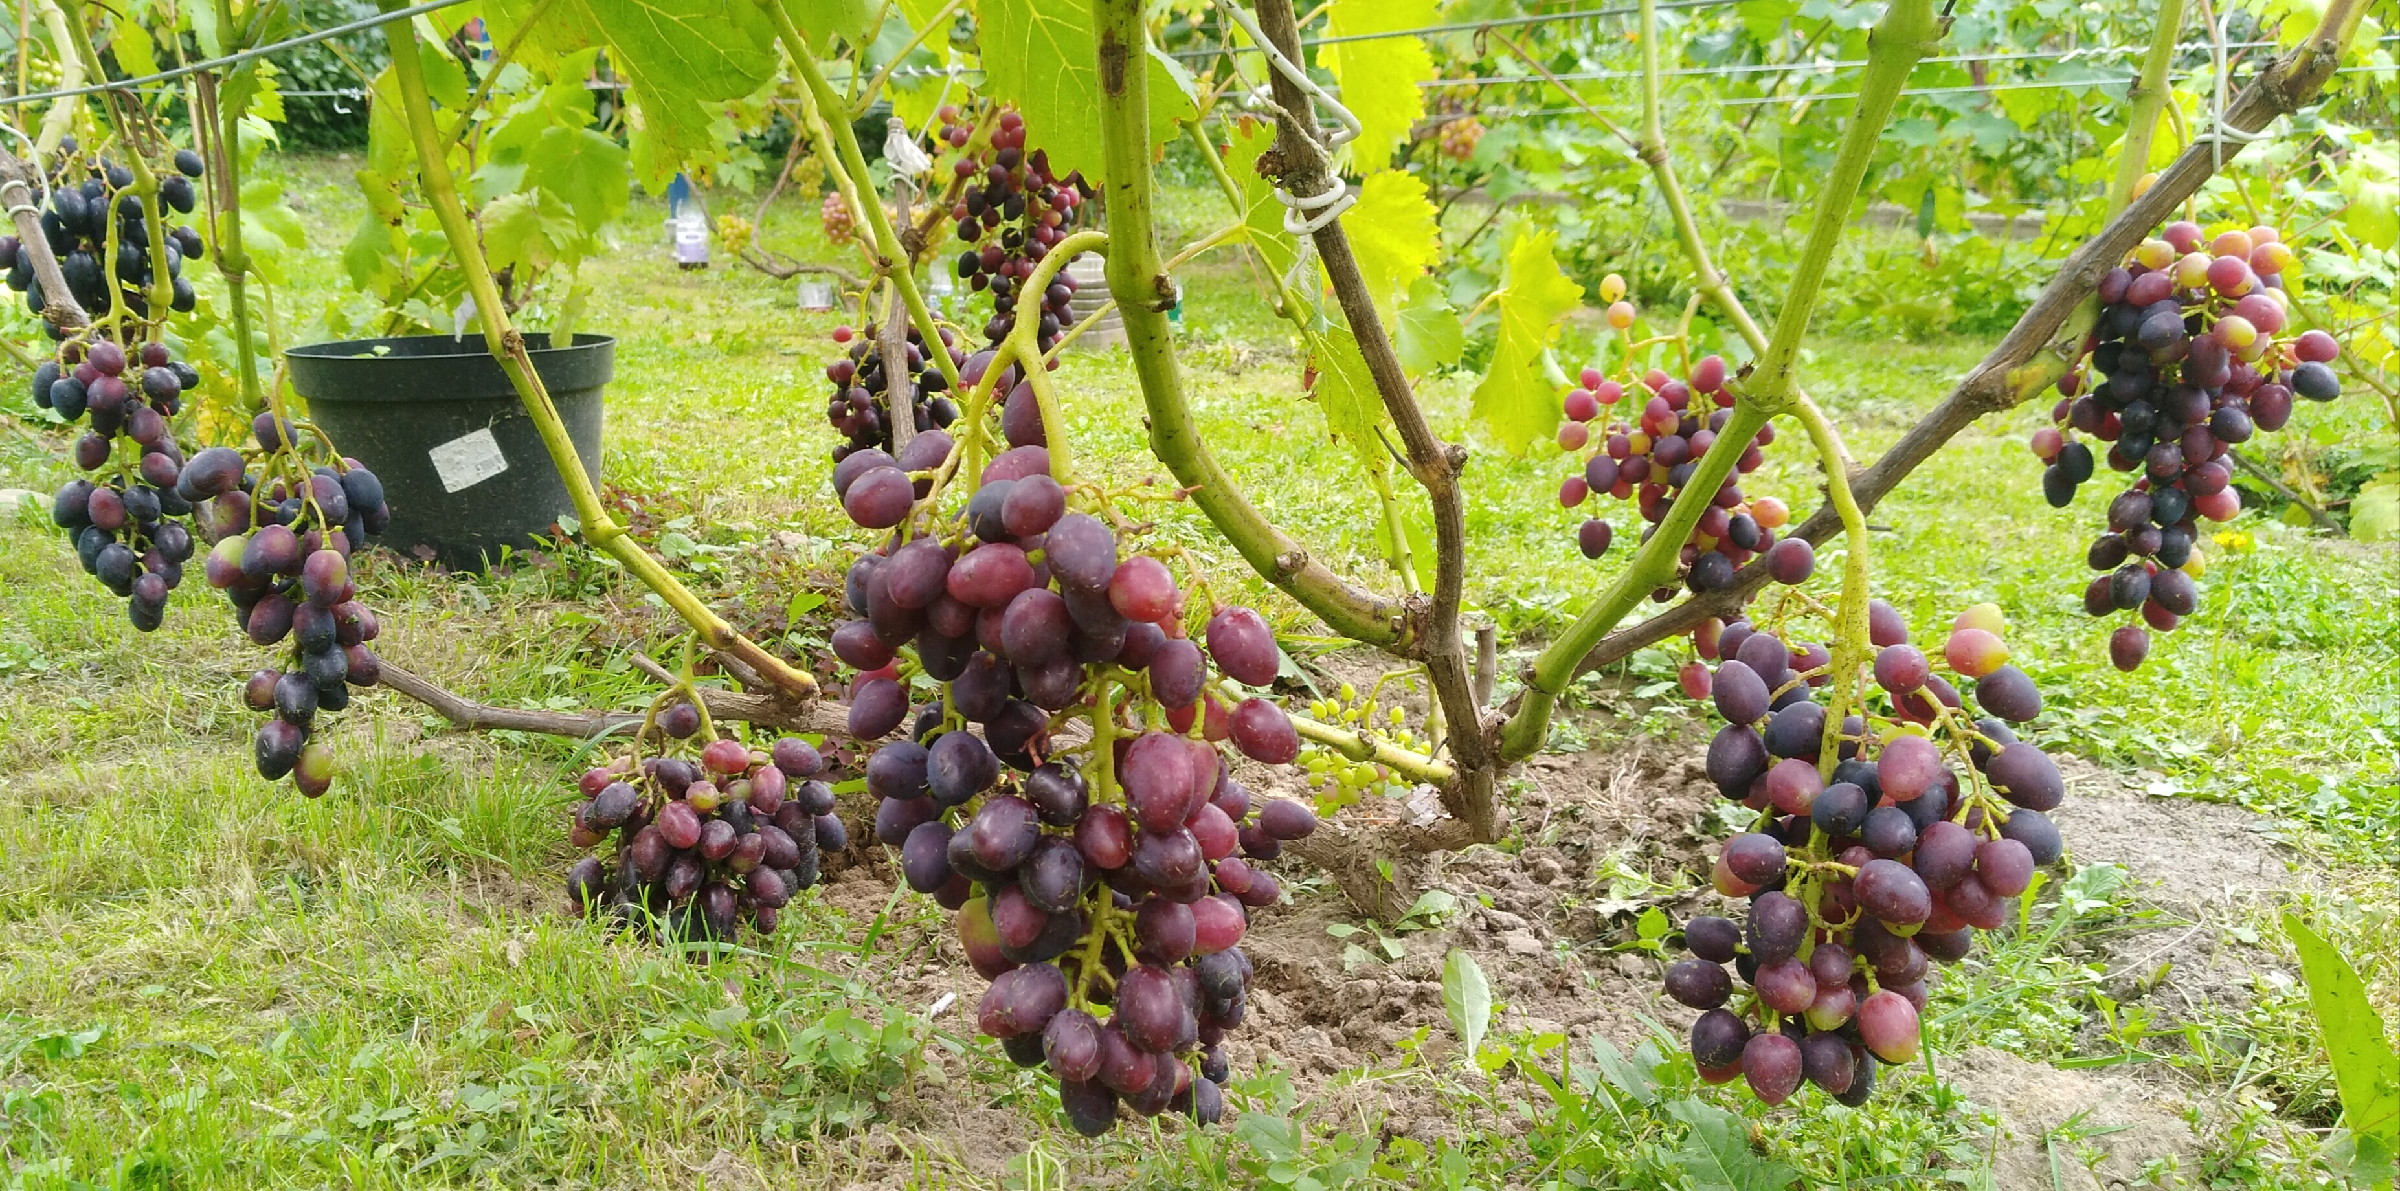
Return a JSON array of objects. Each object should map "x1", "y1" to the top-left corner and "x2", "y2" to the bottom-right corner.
[
  {"x1": 2034, "y1": 218, "x2": 2344, "y2": 670},
  {"x1": 1668, "y1": 577, "x2": 2069, "y2": 1105},
  {"x1": 564, "y1": 699, "x2": 837, "y2": 948},
  {"x1": 203, "y1": 412, "x2": 393, "y2": 797},
  {"x1": 1553, "y1": 275, "x2": 1787, "y2": 601},
  {"x1": 824, "y1": 347, "x2": 1322, "y2": 1134}
]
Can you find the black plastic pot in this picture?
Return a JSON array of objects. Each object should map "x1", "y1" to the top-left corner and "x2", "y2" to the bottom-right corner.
[{"x1": 285, "y1": 333, "x2": 612, "y2": 571}]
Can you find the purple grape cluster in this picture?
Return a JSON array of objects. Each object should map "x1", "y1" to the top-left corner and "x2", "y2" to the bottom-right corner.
[
  {"x1": 3, "y1": 142, "x2": 206, "y2": 330},
  {"x1": 1668, "y1": 603, "x2": 2068, "y2": 1105},
  {"x1": 823, "y1": 321, "x2": 964, "y2": 459},
  {"x1": 565, "y1": 729, "x2": 839, "y2": 947},
  {"x1": 1552, "y1": 358, "x2": 1787, "y2": 600},
  {"x1": 42, "y1": 337, "x2": 208, "y2": 630},
  {"x1": 2034, "y1": 219, "x2": 2344, "y2": 671},
  {"x1": 192, "y1": 412, "x2": 391, "y2": 796},
  {"x1": 934, "y1": 106, "x2": 1092, "y2": 354},
  {"x1": 829, "y1": 427, "x2": 1319, "y2": 1134}
]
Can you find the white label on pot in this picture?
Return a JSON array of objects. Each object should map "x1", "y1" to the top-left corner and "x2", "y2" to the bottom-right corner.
[{"x1": 429, "y1": 427, "x2": 508, "y2": 494}]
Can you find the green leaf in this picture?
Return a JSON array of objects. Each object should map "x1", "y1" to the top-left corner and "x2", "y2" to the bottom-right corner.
[
  {"x1": 1664, "y1": 1098, "x2": 1799, "y2": 1191},
  {"x1": 2351, "y1": 475, "x2": 2400, "y2": 543},
  {"x1": 1335, "y1": 169, "x2": 1439, "y2": 330},
  {"x1": 1589, "y1": 1036, "x2": 1657, "y2": 1105},
  {"x1": 978, "y1": 0, "x2": 1187, "y2": 188},
  {"x1": 1440, "y1": 948, "x2": 1491, "y2": 1061},
  {"x1": 1223, "y1": 117, "x2": 1300, "y2": 283},
  {"x1": 1307, "y1": 327, "x2": 1393, "y2": 481},
  {"x1": 524, "y1": 127, "x2": 632, "y2": 233},
  {"x1": 1321, "y1": 0, "x2": 1435, "y2": 175},
  {"x1": 1393, "y1": 276, "x2": 1463, "y2": 375},
  {"x1": 1469, "y1": 225, "x2": 1584, "y2": 454},
  {"x1": 785, "y1": 590, "x2": 827, "y2": 622},
  {"x1": 2286, "y1": 913, "x2": 2400, "y2": 1151},
  {"x1": 416, "y1": 23, "x2": 471, "y2": 111},
  {"x1": 787, "y1": 0, "x2": 880, "y2": 48}
]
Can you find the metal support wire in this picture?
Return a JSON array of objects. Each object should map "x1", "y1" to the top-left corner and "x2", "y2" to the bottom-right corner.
[{"x1": 0, "y1": 0, "x2": 470, "y2": 109}]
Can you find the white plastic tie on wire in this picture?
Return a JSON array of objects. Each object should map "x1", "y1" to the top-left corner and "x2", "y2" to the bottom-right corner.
[{"x1": 1211, "y1": 0, "x2": 1361, "y2": 234}]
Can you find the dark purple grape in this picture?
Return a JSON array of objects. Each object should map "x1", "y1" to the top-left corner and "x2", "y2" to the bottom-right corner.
[
  {"x1": 1746, "y1": 891, "x2": 1808, "y2": 962},
  {"x1": 873, "y1": 795, "x2": 937, "y2": 846},
  {"x1": 1987, "y1": 742, "x2": 2063, "y2": 811},
  {"x1": 969, "y1": 795, "x2": 1043, "y2": 872},
  {"x1": 999, "y1": 587, "x2": 1073, "y2": 665},
  {"x1": 1663, "y1": 959, "x2": 1731, "y2": 1009},
  {"x1": 928, "y1": 730, "x2": 1000, "y2": 806},
  {"x1": 1855, "y1": 858, "x2": 1932, "y2": 927},
  {"x1": 1149, "y1": 638, "x2": 1204, "y2": 708},
  {"x1": 1974, "y1": 665, "x2": 2042, "y2": 723},
  {"x1": 1800, "y1": 1032, "x2": 1856, "y2": 1094},
  {"x1": 1043, "y1": 513, "x2": 1117, "y2": 591},
  {"x1": 1045, "y1": 1008, "x2": 1106, "y2": 1083},
  {"x1": 1059, "y1": 1077, "x2": 1118, "y2": 1136},
  {"x1": 1764, "y1": 538, "x2": 1814, "y2": 584},
  {"x1": 1230, "y1": 698, "x2": 1298, "y2": 765},
  {"x1": 1259, "y1": 798, "x2": 1316, "y2": 841},
  {"x1": 1999, "y1": 807, "x2": 2062, "y2": 865},
  {"x1": 843, "y1": 466, "x2": 914, "y2": 529},
  {"x1": 1706, "y1": 724, "x2": 1768, "y2": 792},
  {"x1": 1690, "y1": 1008, "x2": 1750, "y2": 1068},
  {"x1": 1204, "y1": 606, "x2": 1279, "y2": 686},
  {"x1": 1721, "y1": 833, "x2": 1785, "y2": 885},
  {"x1": 902, "y1": 821, "x2": 955, "y2": 892},
  {"x1": 1712, "y1": 660, "x2": 1769, "y2": 724},
  {"x1": 1685, "y1": 915, "x2": 1740, "y2": 963},
  {"x1": 1025, "y1": 763, "x2": 1088, "y2": 826},
  {"x1": 1911, "y1": 820, "x2": 1978, "y2": 889},
  {"x1": 1810, "y1": 782, "x2": 1870, "y2": 836},
  {"x1": 1002, "y1": 474, "x2": 1066, "y2": 536},
  {"x1": 1135, "y1": 897, "x2": 1197, "y2": 963},
  {"x1": 848, "y1": 677, "x2": 909, "y2": 738},
  {"x1": 866, "y1": 740, "x2": 931, "y2": 801},
  {"x1": 1116, "y1": 964, "x2": 1189, "y2": 1053},
  {"x1": 1019, "y1": 836, "x2": 1084, "y2": 914}
]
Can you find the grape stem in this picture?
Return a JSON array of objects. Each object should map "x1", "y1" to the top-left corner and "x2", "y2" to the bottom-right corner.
[
  {"x1": 379, "y1": 12, "x2": 819, "y2": 703},
  {"x1": 1500, "y1": 0, "x2": 1935, "y2": 762},
  {"x1": 194, "y1": 58, "x2": 265, "y2": 412},
  {"x1": 1090, "y1": 0, "x2": 1410, "y2": 653},
  {"x1": 1249, "y1": 0, "x2": 1499, "y2": 844},
  {"x1": 1218, "y1": 680, "x2": 1454, "y2": 786},
  {"x1": 774, "y1": 8, "x2": 961, "y2": 394}
]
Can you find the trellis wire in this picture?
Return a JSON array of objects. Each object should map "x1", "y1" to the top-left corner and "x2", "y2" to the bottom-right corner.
[{"x1": 0, "y1": 0, "x2": 470, "y2": 108}]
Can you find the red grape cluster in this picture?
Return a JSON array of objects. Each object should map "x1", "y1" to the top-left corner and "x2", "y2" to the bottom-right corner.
[
  {"x1": 823, "y1": 322, "x2": 965, "y2": 460},
  {"x1": 934, "y1": 106, "x2": 1092, "y2": 352},
  {"x1": 1553, "y1": 353, "x2": 1784, "y2": 592},
  {"x1": 1669, "y1": 601, "x2": 2067, "y2": 1105},
  {"x1": 3, "y1": 142, "x2": 207, "y2": 331},
  {"x1": 41, "y1": 337, "x2": 208, "y2": 629},
  {"x1": 565, "y1": 722, "x2": 839, "y2": 948},
  {"x1": 193, "y1": 412, "x2": 391, "y2": 796},
  {"x1": 830, "y1": 422, "x2": 1319, "y2": 1133},
  {"x1": 2034, "y1": 219, "x2": 2343, "y2": 670}
]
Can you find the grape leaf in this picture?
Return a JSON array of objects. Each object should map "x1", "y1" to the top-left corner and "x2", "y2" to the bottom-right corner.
[
  {"x1": 483, "y1": 0, "x2": 778, "y2": 190},
  {"x1": 524, "y1": 127, "x2": 632, "y2": 233},
  {"x1": 1321, "y1": 0, "x2": 1435, "y2": 176},
  {"x1": 1223, "y1": 117, "x2": 1300, "y2": 283},
  {"x1": 2287, "y1": 912, "x2": 2400, "y2": 1155},
  {"x1": 1394, "y1": 275, "x2": 1463, "y2": 375},
  {"x1": 1664, "y1": 1098, "x2": 1799, "y2": 1191},
  {"x1": 1470, "y1": 226, "x2": 1585, "y2": 454},
  {"x1": 978, "y1": 0, "x2": 1194, "y2": 186},
  {"x1": 787, "y1": 0, "x2": 880, "y2": 47},
  {"x1": 1308, "y1": 327, "x2": 1392, "y2": 480},
  {"x1": 1336, "y1": 169, "x2": 1440, "y2": 330},
  {"x1": 1440, "y1": 948, "x2": 1491, "y2": 1062}
]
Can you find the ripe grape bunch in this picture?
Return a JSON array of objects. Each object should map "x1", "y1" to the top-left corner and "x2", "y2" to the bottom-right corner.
[
  {"x1": 1553, "y1": 277, "x2": 1782, "y2": 591},
  {"x1": 2032, "y1": 218, "x2": 2344, "y2": 671},
  {"x1": 563, "y1": 704, "x2": 839, "y2": 949},
  {"x1": 3, "y1": 142, "x2": 207, "y2": 327},
  {"x1": 828, "y1": 433, "x2": 1320, "y2": 1134},
  {"x1": 1669, "y1": 600, "x2": 2068, "y2": 1106},
  {"x1": 196, "y1": 412, "x2": 392, "y2": 796},
  {"x1": 40, "y1": 336, "x2": 210, "y2": 629},
  {"x1": 932, "y1": 106, "x2": 1092, "y2": 352},
  {"x1": 822, "y1": 321, "x2": 965, "y2": 457}
]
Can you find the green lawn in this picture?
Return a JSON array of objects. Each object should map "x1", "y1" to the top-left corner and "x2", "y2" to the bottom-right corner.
[{"x1": 0, "y1": 152, "x2": 2395, "y2": 1188}]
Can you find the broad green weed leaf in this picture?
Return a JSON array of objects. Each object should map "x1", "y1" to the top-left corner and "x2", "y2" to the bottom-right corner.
[
  {"x1": 2287, "y1": 913, "x2": 2400, "y2": 1152},
  {"x1": 1664, "y1": 1098, "x2": 1799, "y2": 1191},
  {"x1": 2351, "y1": 475, "x2": 2400, "y2": 543},
  {"x1": 1470, "y1": 226, "x2": 1584, "y2": 454},
  {"x1": 1441, "y1": 948, "x2": 1491, "y2": 1061},
  {"x1": 1322, "y1": 0, "x2": 1435, "y2": 175}
]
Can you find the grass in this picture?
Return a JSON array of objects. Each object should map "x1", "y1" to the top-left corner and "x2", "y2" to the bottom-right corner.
[{"x1": 0, "y1": 149, "x2": 2394, "y2": 1188}]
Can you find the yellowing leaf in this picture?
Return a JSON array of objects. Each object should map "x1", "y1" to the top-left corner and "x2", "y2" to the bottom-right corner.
[
  {"x1": 1322, "y1": 0, "x2": 1435, "y2": 175},
  {"x1": 1335, "y1": 169, "x2": 1439, "y2": 329},
  {"x1": 1470, "y1": 226, "x2": 1584, "y2": 454},
  {"x1": 1307, "y1": 327, "x2": 1391, "y2": 480},
  {"x1": 979, "y1": 0, "x2": 1190, "y2": 186}
]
